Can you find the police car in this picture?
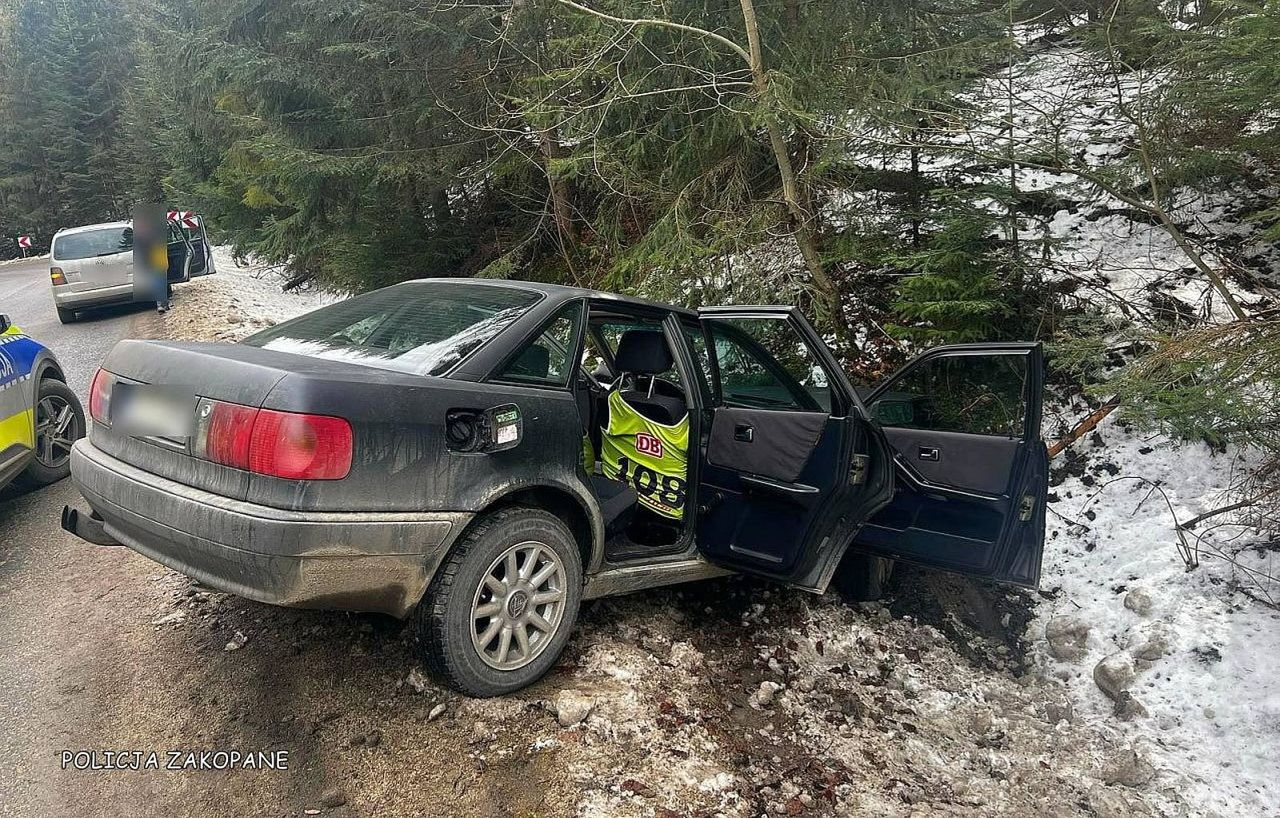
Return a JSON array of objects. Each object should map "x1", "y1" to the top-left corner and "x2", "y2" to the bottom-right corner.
[
  {"x1": 62, "y1": 281, "x2": 1047, "y2": 697},
  {"x1": 0, "y1": 314, "x2": 86, "y2": 491}
]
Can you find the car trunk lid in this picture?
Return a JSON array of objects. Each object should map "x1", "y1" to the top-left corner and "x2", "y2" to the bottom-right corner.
[
  {"x1": 87, "y1": 339, "x2": 467, "y2": 511},
  {"x1": 89, "y1": 340, "x2": 299, "y2": 502}
]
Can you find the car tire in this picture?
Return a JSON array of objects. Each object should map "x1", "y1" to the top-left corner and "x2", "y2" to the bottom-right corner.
[
  {"x1": 56, "y1": 307, "x2": 76, "y2": 324},
  {"x1": 414, "y1": 506, "x2": 583, "y2": 697},
  {"x1": 15, "y1": 378, "x2": 85, "y2": 489},
  {"x1": 832, "y1": 551, "x2": 895, "y2": 602}
]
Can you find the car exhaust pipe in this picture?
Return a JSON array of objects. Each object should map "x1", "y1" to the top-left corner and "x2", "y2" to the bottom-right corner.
[{"x1": 61, "y1": 505, "x2": 121, "y2": 546}]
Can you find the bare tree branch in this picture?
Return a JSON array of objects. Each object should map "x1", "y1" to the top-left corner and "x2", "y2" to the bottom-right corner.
[{"x1": 553, "y1": 0, "x2": 752, "y2": 64}]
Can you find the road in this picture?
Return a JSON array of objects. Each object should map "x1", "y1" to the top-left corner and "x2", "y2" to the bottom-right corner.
[
  {"x1": 0, "y1": 257, "x2": 145, "y2": 396},
  {"x1": 0, "y1": 257, "x2": 150, "y2": 814}
]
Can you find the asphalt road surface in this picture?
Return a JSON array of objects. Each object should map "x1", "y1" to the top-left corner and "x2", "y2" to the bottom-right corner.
[
  {"x1": 0, "y1": 257, "x2": 152, "y2": 814},
  {"x1": 0, "y1": 257, "x2": 143, "y2": 396}
]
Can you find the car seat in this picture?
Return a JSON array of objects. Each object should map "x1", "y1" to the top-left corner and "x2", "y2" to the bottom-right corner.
[
  {"x1": 611, "y1": 330, "x2": 687, "y2": 424},
  {"x1": 598, "y1": 331, "x2": 690, "y2": 539}
]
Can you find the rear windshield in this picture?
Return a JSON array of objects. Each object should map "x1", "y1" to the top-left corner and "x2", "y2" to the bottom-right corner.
[
  {"x1": 242, "y1": 281, "x2": 542, "y2": 376},
  {"x1": 53, "y1": 227, "x2": 133, "y2": 260}
]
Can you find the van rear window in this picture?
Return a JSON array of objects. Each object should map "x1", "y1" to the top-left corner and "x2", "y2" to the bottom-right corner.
[
  {"x1": 53, "y1": 227, "x2": 133, "y2": 260},
  {"x1": 242, "y1": 281, "x2": 541, "y2": 376}
]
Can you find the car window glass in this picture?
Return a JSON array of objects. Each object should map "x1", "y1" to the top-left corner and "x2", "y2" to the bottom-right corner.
[
  {"x1": 681, "y1": 323, "x2": 714, "y2": 404},
  {"x1": 704, "y1": 317, "x2": 831, "y2": 412},
  {"x1": 242, "y1": 282, "x2": 541, "y2": 376},
  {"x1": 52, "y1": 227, "x2": 133, "y2": 260},
  {"x1": 872, "y1": 353, "x2": 1027, "y2": 437},
  {"x1": 495, "y1": 303, "x2": 582, "y2": 387}
]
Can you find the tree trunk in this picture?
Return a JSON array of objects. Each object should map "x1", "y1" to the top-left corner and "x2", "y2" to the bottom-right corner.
[
  {"x1": 1153, "y1": 210, "x2": 1247, "y2": 321},
  {"x1": 430, "y1": 187, "x2": 452, "y2": 224},
  {"x1": 738, "y1": 0, "x2": 836, "y2": 316},
  {"x1": 909, "y1": 139, "x2": 921, "y2": 247},
  {"x1": 539, "y1": 128, "x2": 578, "y2": 247}
]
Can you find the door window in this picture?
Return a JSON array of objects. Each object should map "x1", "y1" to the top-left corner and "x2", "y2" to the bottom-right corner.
[
  {"x1": 871, "y1": 352, "x2": 1028, "y2": 437},
  {"x1": 494, "y1": 302, "x2": 583, "y2": 387},
  {"x1": 680, "y1": 323, "x2": 714, "y2": 406},
  {"x1": 704, "y1": 317, "x2": 832, "y2": 412}
]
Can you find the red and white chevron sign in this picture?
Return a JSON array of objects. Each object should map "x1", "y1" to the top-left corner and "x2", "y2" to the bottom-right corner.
[
  {"x1": 17, "y1": 235, "x2": 32, "y2": 249},
  {"x1": 166, "y1": 210, "x2": 199, "y2": 229}
]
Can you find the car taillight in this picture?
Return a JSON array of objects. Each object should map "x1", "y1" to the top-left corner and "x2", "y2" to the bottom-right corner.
[
  {"x1": 205, "y1": 401, "x2": 258, "y2": 470},
  {"x1": 249, "y1": 409, "x2": 353, "y2": 480},
  {"x1": 88, "y1": 368, "x2": 113, "y2": 424},
  {"x1": 199, "y1": 400, "x2": 352, "y2": 480},
  {"x1": 50, "y1": 267, "x2": 66, "y2": 285}
]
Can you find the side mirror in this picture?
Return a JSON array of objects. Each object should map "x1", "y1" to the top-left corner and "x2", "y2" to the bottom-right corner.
[{"x1": 0, "y1": 314, "x2": 10, "y2": 333}]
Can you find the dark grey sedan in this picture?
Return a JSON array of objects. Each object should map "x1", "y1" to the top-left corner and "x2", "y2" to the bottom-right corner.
[{"x1": 63, "y1": 279, "x2": 1048, "y2": 696}]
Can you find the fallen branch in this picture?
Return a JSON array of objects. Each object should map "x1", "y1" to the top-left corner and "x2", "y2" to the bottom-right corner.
[
  {"x1": 1047, "y1": 395, "x2": 1121, "y2": 459},
  {"x1": 1179, "y1": 485, "x2": 1280, "y2": 531}
]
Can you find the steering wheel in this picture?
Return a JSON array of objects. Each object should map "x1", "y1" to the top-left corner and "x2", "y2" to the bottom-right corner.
[{"x1": 580, "y1": 364, "x2": 608, "y2": 391}]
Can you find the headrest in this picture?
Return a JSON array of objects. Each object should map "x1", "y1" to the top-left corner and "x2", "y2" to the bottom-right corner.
[
  {"x1": 615, "y1": 330, "x2": 672, "y2": 375},
  {"x1": 508, "y1": 344, "x2": 551, "y2": 379}
]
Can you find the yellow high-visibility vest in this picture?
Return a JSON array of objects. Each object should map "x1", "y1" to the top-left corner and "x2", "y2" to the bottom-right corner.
[{"x1": 600, "y1": 391, "x2": 689, "y2": 520}]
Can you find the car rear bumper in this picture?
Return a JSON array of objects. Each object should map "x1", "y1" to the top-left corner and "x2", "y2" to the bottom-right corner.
[
  {"x1": 53, "y1": 283, "x2": 144, "y2": 309},
  {"x1": 67, "y1": 439, "x2": 471, "y2": 617}
]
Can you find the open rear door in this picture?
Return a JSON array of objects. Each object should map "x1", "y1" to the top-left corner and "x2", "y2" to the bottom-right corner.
[{"x1": 853, "y1": 343, "x2": 1048, "y2": 586}]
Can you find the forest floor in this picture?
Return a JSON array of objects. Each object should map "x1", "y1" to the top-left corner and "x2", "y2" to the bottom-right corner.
[{"x1": 51, "y1": 247, "x2": 1264, "y2": 818}]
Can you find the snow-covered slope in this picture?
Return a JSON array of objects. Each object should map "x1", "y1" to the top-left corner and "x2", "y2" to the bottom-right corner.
[{"x1": 1035, "y1": 416, "x2": 1279, "y2": 815}]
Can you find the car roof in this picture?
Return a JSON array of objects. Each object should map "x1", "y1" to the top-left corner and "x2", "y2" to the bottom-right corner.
[
  {"x1": 403, "y1": 277, "x2": 697, "y2": 317},
  {"x1": 53, "y1": 220, "x2": 131, "y2": 237}
]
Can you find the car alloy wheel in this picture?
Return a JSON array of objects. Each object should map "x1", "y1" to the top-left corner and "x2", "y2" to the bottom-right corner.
[
  {"x1": 470, "y1": 540, "x2": 567, "y2": 671},
  {"x1": 34, "y1": 392, "x2": 78, "y2": 469}
]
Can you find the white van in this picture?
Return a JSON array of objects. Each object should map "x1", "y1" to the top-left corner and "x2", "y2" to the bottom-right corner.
[{"x1": 50, "y1": 216, "x2": 215, "y2": 324}]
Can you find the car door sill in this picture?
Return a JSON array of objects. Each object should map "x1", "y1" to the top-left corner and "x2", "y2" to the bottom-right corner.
[
  {"x1": 583, "y1": 557, "x2": 734, "y2": 600},
  {"x1": 728, "y1": 543, "x2": 785, "y2": 564}
]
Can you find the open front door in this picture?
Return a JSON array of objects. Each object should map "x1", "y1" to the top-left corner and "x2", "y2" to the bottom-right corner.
[
  {"x1": 694, "y1": 308, "x2": 894, "y2": 591},
  {"x1": 190, "y1": 216, "x2": 216, "y2": 277},
  {"x1": 854, "y1": 343, "x2": 1048, "y2": 586}
]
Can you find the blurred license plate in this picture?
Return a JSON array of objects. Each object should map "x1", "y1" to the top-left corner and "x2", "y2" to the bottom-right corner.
[{"x1": 111, "y1": 383, "x2": 196, "y2": 438}]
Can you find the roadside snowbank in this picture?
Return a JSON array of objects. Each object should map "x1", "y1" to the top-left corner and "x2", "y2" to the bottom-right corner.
[
  {"x1": 156, "y1": 246, "x2": 336, "y2": 342},
  {"x1": 0, "y1": 253, "x2": 48, "y2": 266}
]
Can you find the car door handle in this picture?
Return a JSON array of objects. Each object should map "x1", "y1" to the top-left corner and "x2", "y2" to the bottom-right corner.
[
  {"x1": 734, "y1": 424, "x2": 754, "y2": 443},
  {"x1": 918, "y1": 446, "x2": 940, "y2": 461}
]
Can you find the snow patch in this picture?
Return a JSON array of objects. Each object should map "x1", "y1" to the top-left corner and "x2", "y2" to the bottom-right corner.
[{"x1": 1034, "y1": 413, "x2": 1280, "y2": 815}]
